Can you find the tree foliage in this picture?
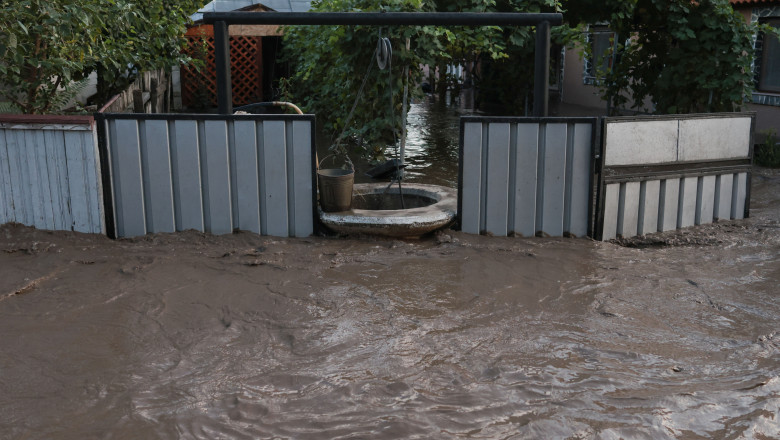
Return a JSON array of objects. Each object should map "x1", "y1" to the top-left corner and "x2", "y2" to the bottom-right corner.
[
  {"x1": 283, "y1": 0, "x2": 565, "y2": 163},
  {"x1": 565, "y1": 0, "x2": 773, "y2": 114},
  {"x1": 283, "y1": 0, "x2": 450, "y2": 164},
  {"x1": 0, "y1": 0, "x2": 202, "y2": 114}
]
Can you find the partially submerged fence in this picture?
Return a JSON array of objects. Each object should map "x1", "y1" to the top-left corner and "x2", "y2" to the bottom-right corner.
[
  {"x1": 0, "y1": 111, "x2": 756, "y2": 242},
  {"x1": 0, "y1": 115, "x2": 105, "y2": 234},
  {"x1": 458, "y1": 117, "x2": 596, "y2": 237},
  {"x1": 595, "y1": 113, "x2": 753, "y2": 240},
  {"x1": 97, "y1": 113, "x2": 315, "y2": 238}
]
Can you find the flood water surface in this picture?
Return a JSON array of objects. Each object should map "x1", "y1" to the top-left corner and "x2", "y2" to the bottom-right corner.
[{"x1": 1, "y1": 169, "x2": 779, "y2": 439}]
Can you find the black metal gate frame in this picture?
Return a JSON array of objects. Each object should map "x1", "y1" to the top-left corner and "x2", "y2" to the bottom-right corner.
[{"x1": 201, "y1": 11, "x2": 563, "y2": 116}]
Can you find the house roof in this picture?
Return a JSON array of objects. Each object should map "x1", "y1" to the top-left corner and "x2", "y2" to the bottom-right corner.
[{"x1": 191, "y1": 0, "x2": 312, "y2": 22}]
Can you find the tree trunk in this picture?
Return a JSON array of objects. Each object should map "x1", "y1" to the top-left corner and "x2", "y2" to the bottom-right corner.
[{"x1": 437, "y1": 62, "x2": 447, "y2": 103}]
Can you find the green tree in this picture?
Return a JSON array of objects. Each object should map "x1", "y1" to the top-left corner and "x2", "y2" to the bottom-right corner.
[
  {"x1": 0, "y1": 1, "x2": 104, "y2": 113},
  {"x1": 92, "y1": 0, "x2": 204, "y2": 105},
  {"x1": 565, "y1": 0, "x2": 774, "y2": 114},
  {"x1": 476, "y1": 0, "x2": 574, "y2": 114},
  {"x1": 0, "y1": 0, "x2": 202, "y2": 114},
  {"x1": 283, "y1": 0, "x2": 567, "y2": 162},
  {"x1": 283, "y1": 0, "x2": 449, "y2": 164}
]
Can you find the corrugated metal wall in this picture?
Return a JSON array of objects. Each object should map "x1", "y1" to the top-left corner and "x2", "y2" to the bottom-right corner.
[
  {"x1": 599, "y1": 114, "x2": 753, "y2": 241},
  {"x1": 100, "y1": 114, "x2": 315, "y2": 238},
  {"x1": 0, "y1": 122, "x2": 104, "y2": 233},
  {"x1": 459, "y1": 117, "x2": 596, "y2": 237}
]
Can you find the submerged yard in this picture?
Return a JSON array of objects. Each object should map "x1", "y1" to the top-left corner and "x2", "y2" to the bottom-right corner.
[{"x1": 0, "y1": 168, "x2": 778, "y2": 439}]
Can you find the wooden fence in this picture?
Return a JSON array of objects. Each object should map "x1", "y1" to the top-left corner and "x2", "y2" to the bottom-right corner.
[{"x1": 0, "y1": 115, "x2": 105, "y2": 233}]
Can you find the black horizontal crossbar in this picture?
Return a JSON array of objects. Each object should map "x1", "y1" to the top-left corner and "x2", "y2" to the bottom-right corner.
[{"x1": 202, "y1": 11, "x2": 563, "y2": 26}]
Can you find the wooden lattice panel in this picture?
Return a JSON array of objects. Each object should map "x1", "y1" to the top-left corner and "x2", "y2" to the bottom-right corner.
[{"x1": 181, "y1": 27, "x2": 263, "y2": 109}]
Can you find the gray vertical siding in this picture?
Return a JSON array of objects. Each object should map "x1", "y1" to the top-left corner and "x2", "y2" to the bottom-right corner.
[
  {"x1": 599, "y1": 114, "x2": 753, "y2": 241},
  {"x1": 460, "y1": 118, "x2": 595, "y2": 237},
  {"x1": 0, "y1": 122, "x2": 104, "y2": 233},
  {"x1": 102, "y1": 114, "x2": 314, "y2": 238}
]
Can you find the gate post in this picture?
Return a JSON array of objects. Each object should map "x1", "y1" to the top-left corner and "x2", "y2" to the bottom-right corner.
[
  {"x1": 215, "y1": 21, "x2": 233, "y2": 114},
  {"x1": 533, "y1": 20, "x2": 551, "y2": 117}
]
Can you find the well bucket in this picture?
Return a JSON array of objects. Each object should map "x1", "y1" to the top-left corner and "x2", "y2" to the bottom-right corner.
[{"x1": 317, "y1": 169, "x2": 354, "y2": 212}]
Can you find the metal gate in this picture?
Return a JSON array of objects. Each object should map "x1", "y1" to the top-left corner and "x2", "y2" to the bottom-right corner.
[
  {"x1": 96, "y1": 113, "x2": 316, "y2": 238},
  {"x1": 458, "y1": 117, "x2": 597, "y2": 237}
]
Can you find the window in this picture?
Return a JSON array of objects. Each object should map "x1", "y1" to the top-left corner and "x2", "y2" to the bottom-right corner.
[
  {"x1": 583, "y1": 26, "x2": 618, "y2": 85},
  {"x1": 758, "y1": 18, "x2": 780, "y2": 93}
]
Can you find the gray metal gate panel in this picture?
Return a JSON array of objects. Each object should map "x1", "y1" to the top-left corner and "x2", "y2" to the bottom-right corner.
[
  {"x1": 98, "y1": 114, "x2": 316, "y2": 238},
  {"x1": 597, "y1": 113, "x2": 754, "y2": 241},
  {"x1": 459, "y1": 117, "x2": 597, "y2": 237},
  {"x1": 0, "y1": 121, "x2": 104, "y2": 233}
]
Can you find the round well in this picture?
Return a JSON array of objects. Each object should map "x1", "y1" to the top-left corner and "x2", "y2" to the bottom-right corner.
[{"x1": 319, "y1": 183, "x2": 457, "y2": 238}]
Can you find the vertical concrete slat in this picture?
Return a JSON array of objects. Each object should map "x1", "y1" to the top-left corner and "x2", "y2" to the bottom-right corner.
[
  {"x1": 513, "y1": 124, "x2": 539, "y2": 237},
  {"x1": 619, "y1": 181, "x2": 641, "y2": 238},
  {"x1": 292, "y1": 120, "x2": 314, "y2": 237},
  {"x1": 233, "y1": 120, "x2": 261, "y2": 233},
  {"x1": 170, "y1": 120, "x2": 204, "y2": 232},
  {"x1": 714, "y1": 173, "x2": 734, "y2": 221},
  {"x1": 678, "y1": 176, "x2": 698, "y2": 228},
  {"x1": 601, "y1": 183, "x2": 620, "y2": 240},
  {"x1": 109, "y1": 119, "x2": 146, "y2": 237},
  {"x1": 141, "y1": 120, "x2": 175, "y2": 233},
  {"x1": 202, "y1": 120, "x2": 233, "y2": 234},
  {"x1": 541, "y1": 123, "x2": 567, "y2": 236},
  {"x1": 485, "y1": 123, "x2": 511, "y2": 236},
  {"x1": 461, "y1": 122, "x2": 483, "y2": 234},
  {"x1": 638, "y1": 180, "x2": 660, "y2": 235},
  {"x1": 659, "y1": 178, "x2": 680, "y2": 232},
  {"x1": 696, "y1": 175, "x2": 716, "y2": 225},
  {"x1": 262, "y1": 120, "x2": 289, "y2": 237},
  {"x1": 567, "y1": 123, "x2": 592, "y2": 237},
  {"x1": 733, "y1": 172, "x2": 747, "y2": 220}
]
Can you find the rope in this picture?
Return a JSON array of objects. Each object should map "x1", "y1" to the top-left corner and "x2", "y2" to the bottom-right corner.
[
  {"x1": 376, "y1": 37, "x2": 392, "y2": 70},
  {"x1": 326, "y1": 45, "x2": 378, "y2": 170},
  {"x1": 377, "y1": 33, "x2": 398, "y2": 158}
]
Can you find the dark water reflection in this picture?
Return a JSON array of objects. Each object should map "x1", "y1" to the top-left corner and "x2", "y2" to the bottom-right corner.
[
  {"x1": 397, "y1": 100, "x2": 464, "y2": 188},
  {"x1": 318, "y1": 99, "x2": 467, "y2": 188}
]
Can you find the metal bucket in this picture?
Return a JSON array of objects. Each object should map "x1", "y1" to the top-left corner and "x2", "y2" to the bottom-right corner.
[{"x1": 317, "y1": 169, "x2": 354, "y2": 212}]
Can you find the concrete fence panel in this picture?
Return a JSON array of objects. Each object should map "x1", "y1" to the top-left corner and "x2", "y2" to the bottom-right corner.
[
  {"x1": 459, "y1": 117, "x2": 596, "y2": 237},
  {"x1": 99, "y1": 114, "x2": 315, "y2": 238},
  {"x1": 598, "y1": 113, "x2": 754, "y2": 241}
]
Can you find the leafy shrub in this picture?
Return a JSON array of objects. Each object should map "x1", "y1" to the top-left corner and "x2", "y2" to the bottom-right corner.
[{"x1": 755, "y1": 130, "x2": 780, "y2": 168}]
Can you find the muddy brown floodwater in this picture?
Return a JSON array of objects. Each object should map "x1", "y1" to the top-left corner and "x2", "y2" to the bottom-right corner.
[{"x1": 1, "y1": 168, "x2": 778, "y2": 439}]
